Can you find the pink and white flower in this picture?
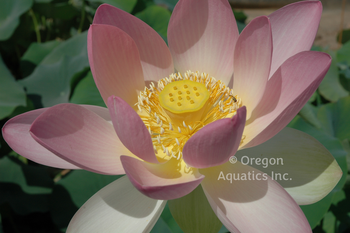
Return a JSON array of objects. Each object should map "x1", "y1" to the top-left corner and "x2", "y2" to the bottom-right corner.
[{"x1": 2, "y1": 0, "x2": 342, "y2": 232}]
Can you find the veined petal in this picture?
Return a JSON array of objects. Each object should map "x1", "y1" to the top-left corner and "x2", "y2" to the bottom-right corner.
[
  {"x1": 108, "y1": 96, "x2": 159, "y2": 164},
  {"x1": 121, "y1": 156, "x2": 204, "y2": 200},
  {"x1": 1, "y1": 105, "x2": 111, "y2": 170},
  {"x1": 82, "y1": 105, "x2": 111, "y2": 122},
  {"x1": 235, "y1": 127, "x2": 342, "y2": 205},
  {"x1": 233, "y1": 16, "x2": 272, "y2": 119},
  {"x1": 183, "y1": 106, "x2": 246, "y2": 168},
  {"x1": 93, "y1": 4, "x2": 174, "y2": 82},
  {"x1": 67, "y1": 176, "x2": 166, "y2": 233},
  {"x1": 168, "y1": 0, "x2": 239, "y2": 85},
  {"x1": 168, "y1": 185, "x2": 222, "y2": 233},
  {"x1": 268, "y1": 1, "x2": 322, "y2": 78},
  {"x1": 2, "y1": 108, "x2": 78, "y2": 169},
  {"x1": 242, "y1": 51, "x2": 331, "y2": 148},
  {"x1": 200, "y1": 162, "x2": 311, "y2": 233},
  {"x1": 88, "y1": 24, "x2": 145, "y2": 107},
  {"x1": 30, "y1": 103, "x2": 134, "y2": 175}
]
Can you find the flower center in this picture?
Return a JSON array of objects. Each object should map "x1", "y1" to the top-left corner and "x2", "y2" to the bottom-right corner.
[
  {"x1": 135, "y1": 71, "x2": 243, "y2": 163},
  {"x1": 159, "y1": 80, "x2": 210, "y2": 114}
]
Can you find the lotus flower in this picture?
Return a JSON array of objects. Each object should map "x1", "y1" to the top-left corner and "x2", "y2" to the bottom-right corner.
[{"x1": 2, "y1": 0, "x2": 342, "y2": 232}]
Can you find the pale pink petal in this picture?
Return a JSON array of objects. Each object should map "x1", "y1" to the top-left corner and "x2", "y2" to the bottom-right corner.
[
  {"x1": 242, "y1": 51, "x2": 331, "y2": 148},
  {"x1": 30, "y1": 103, "x2": 135, "y2": 175},
  {"x1": 183, "y1": 107, "x2": 246, "y2": 168},
  {"x1": 88, "y1": 24, "x2": 145, "y2": 107},
  {"x1": 93, "y1": 4, "x2": 174, "y2": 82},
  {"x1": 108, "y1": 96, "x2": 159, "y2": 164},
  {"x1": 67, "y1": 176, "x2": 166, "y2": 233},
  {"x1": 121, "y1": 156, "x2": 204, "y2": 200},
  {"x1": 235, "y1": 127, "x2": 342, "y2": 205},
  {"x1": 200, "y1": 162, "x2": 311, "y2": 233},
  {"x1": 168, "y1": 0, "x2": 239, "y2": 85},
  {"x1": 268, "y1": 1, "x2": 322, "y2": 78},
  {"x1": 2, "y1": 105, "x2": 114, "y2": 170},
  {"x1": 2, "y1": 109, "x2": 78, "y2": 169},
  {"x1": 82, "y1": 105, "x2": 111, "y2": 122},
  {"x1": 233, "y1": 16, "x2": 272, "y2": 119}
]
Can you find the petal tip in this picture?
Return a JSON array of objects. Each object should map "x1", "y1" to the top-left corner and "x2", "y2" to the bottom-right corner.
[
  {"x1": 183, "y1": 106, "x2": 246, "y2": 169},
  {"x1": 250, "y1": 15, "x2": 271, "y2": 26},
  {"x1": 236, "y1": 106, "x2": 247, "y2": 120}
]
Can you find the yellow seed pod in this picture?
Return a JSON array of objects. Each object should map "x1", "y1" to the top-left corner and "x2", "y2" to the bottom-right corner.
[{"x1": 159, "y1": 80, "x2": 209, "y2": 114}]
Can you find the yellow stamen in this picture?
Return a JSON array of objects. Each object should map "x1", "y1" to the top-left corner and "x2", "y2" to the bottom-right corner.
[{"x1": 135, "y1": 71, "x2": 244, "y2": 165}]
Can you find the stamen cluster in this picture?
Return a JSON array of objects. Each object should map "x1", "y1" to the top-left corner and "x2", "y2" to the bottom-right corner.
[{"x1": 135, "y1": 71, "x2": 243, "y2": 162}]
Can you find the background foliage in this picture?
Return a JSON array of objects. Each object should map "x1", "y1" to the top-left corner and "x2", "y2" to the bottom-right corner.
[{"x1": 0, "y1": 0, "x2": 349, "y2": 232}]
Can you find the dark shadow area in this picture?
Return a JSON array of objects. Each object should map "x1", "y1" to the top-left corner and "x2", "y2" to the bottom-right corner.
[
  {"x1": 0, "y1": 157, "x2": 55, "y2": 215},
  {"x1": 27, "y1": 94, "x2": 43, "y2": 109},
  {"x1": 21, "y1": 163, "x2": 54, "y2": 189},
  {"x1": 0, "y1": 118, "x2": 12, "y2": 157},
  {"x1": 20, "y1": 60, "x2": 36, "y2": 78},
  {"x1": 49, "y1": 184, "x2": 79, "y2": 229},
  {"x1": 69, "y1": 67, "x2": 90, "y2": 100},
  {"x1": 0, "y1": 183, "x2": 51, "y2": 216},
  {"x1": 1, "y1": 203, "x2": 59, "y2": 233},
  {"x1": 329, "y1": 187, "x2": 350, "y2": 231}
]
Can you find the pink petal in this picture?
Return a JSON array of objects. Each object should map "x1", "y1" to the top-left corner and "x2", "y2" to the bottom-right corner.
[
  {"x1": 82, "y1": 105, "x2": 112, "y2": 122},
  {"x1": 30, "y1": 103, "x2": 135, "y2": 175},
  {"x1": 2, "y1": 105, "x2": 114, "y2": 170},
  {"x1": 183, "y1": 107, "x2": 246, "y2": 168},
  {"x1": 200, "y1": 162, "x2": 311, "y2": 232},
  {"x1": 121, "y1": 156, "x2": 204, "y2": 200},
  {"x1": 242, "y1": 51, "x2": 331, "y2": 148},
  {"x1": 2, "y1": 109, "x2": 78, "y2": 169},
  {"x1": 233, "y1": 16, "x2": 272, "y2": 119},
  {"x1": 268, "y1": 1, "x2": 322, "y2": 78},
  {"x1": 168, "y1": 0, "x2": 239, "y2": 85},
  {"x1": 107, "y1": 96, "x2": 159, "y2": 164},
  {"x1": 93, "y1": 4, "x2": 174, "y2": 82},
  {"x1": 88, "y1": 24, "x2": 145, "y2": 107}
]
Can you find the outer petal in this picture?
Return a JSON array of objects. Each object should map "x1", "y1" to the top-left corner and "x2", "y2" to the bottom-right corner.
[
  {"x1": 233, "y1": 16, "x2": 272, "y2": 119},
  {"x1": 2, "y1": 108, "x2": 78, "y2": 169},
  {"x1": 242, "y1": 51, "x2": 331, "y2": 148},
  {"x1": 67, "y1": 176, "x2": 166, "y2": 233},
  {"x1": 183, "y1": 106, "x2": 246, "y2": 168},
  {"x1": 82, "y1": 105, "x2": 112, "y2": 122},
  {"x1": 1, "y1": 105, "x2": 111, "y2": 170},
  {"x1": 93, "y1": 4, "x2": 174, "y2": 82},
  {"x1": 200, "y1": 162, "x2": 311, "y2": 233},
  {"x1": 88, "y1": 24, "x2": 145, "y2": 107},
  {"x1": 108, "y1": 96, "x2": 159, "y2": 164},
  {"x1": 168, "y1": 0, "x2": 239, "y2": 84},
  {"x1": 235, "y1": 127, "x2": 342, "y2": 205},
  {"x1": 121, "y1": 156, "x2": 204, "y2": 200},
  {"x1": 168, "y1": 185, "x2": 222, "y2": 233},
  {"x1": 268, "y1": 1, "x2": 322, "y2": 78},
  {"x1": 30, "y1": 103, "x2": 135, "y2": 175}
]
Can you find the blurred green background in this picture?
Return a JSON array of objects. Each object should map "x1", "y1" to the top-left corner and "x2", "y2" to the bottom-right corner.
[{"x1": 0, "y1": 0, "x2": 349, "y2": 232}]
